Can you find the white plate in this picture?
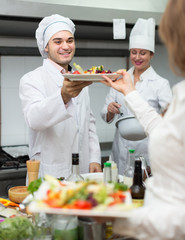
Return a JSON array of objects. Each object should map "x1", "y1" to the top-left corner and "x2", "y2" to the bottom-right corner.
[
  {"x1": 63, "y1": 73, "x2": 120, "y2": 82},
  {"x1": 28, "y1": 201, "x2": 134, "y2": 218}
]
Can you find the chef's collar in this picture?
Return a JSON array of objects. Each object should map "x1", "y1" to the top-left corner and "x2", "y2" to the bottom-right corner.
[
  {"x1": 140, "y1": 66, "x2": 152, "y2": 81},
  {"x1": 48, "y1": 58, "x2": 72, "y2": 73},
  {"x1": 130, "y1": 66, "x2": 153, "y2": 82}
]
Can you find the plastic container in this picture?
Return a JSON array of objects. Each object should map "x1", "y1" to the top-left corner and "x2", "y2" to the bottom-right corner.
[
  {"x1": 103, "y1": 162, "x2": 112, "y2": 183},
  {"x1": 107, "y1": 155, "x2": 118, "y2": 182}
]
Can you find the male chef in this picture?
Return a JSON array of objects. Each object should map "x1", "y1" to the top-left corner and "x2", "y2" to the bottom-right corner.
[{"x1": 19, "y1": 14, "x2": 101, "y2": 180}]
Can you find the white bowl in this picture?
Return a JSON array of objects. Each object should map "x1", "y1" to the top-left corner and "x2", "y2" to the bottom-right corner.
[{"x1": 115, "y1": 116, "x2": 147, "y2": 141}]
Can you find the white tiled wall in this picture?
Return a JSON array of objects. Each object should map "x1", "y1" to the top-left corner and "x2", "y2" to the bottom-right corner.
[{"x1": 1, "y1": 56, "x2": 42, "y2": 145}]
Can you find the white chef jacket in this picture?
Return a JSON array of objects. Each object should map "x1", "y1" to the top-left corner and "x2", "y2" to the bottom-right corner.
[
  {"x1": 113, "y1": 80, "x2": 185, "y2": 239},
  {"x1": 19, "y1": 59, "x2": 101, "y2": 179},
  {"x1": 101, "y1": 66, "x2": 172, "y2": 174}
]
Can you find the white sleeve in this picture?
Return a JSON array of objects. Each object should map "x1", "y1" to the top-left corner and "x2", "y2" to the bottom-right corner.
[
  {"x1": 124, "y1": 91, "x2": 163, "y2": 135},
  {"x1": 113, "y1": 205, "x2": 185, "y2": 240},
  {"x1": 89, "y1": 109, "x2": 101, "y2": 164},
  {"x1": 19, "y1": 74, "x2": 75, "y2": 131}
]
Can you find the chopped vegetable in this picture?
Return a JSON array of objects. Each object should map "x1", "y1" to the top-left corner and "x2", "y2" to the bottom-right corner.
[
  {"x1": 73, "y1": 63, "x2": 112, "y2": 74},
  {"x1": 73, "y1": 62, "x2": 84, "y2": 73}
]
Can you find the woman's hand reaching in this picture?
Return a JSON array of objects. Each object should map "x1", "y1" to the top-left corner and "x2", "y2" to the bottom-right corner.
[{"x1": 101, "y1": 69, "x2": 136, "y2": 96}]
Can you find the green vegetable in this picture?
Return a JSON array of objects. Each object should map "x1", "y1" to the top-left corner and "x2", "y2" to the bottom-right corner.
[
  {"x1": 114, "y1": 182, "x2": 128, "y2": 191},
  {"x1": 27, "y1": 178, "x2": 42, "y2": 195},
  {"x1": 0, "y1": 216, "x2": 36, "y2": 240},
  {"x1": 96, "y1": 65, "x2": 104, "y2": 72}
]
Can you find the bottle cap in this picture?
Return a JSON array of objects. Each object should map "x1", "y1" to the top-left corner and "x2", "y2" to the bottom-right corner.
[
  {"x1": 104, "y1": 162, "x2": 111, "y2": 167},
  {"x1": 129, "y1": 149, "x2": 135, "y2": 153},
  {"x1": 72, "y1": 153, "x2": 79, "y2": 158},
  {"x1": 72, "y1": 153, "x2": 79, "y2": 165}
]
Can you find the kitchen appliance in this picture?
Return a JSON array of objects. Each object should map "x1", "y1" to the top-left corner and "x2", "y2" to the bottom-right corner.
[
  {"x1": 0, "y1": 145, "x2": 29, "y2": 197},
  {"x1": 115, "y1": 116, "x2": 147, "y2": 141}
]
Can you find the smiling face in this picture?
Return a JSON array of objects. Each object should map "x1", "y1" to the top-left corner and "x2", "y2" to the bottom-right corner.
[
  {"x1": 130, "y1": 48, "x2": 154, "y2": 73},
  {"x1": 45, "y1": 30, "x2": 75, "y2": 70}
]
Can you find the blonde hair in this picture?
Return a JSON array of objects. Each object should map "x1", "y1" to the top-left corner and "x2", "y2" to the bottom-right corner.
[{"x1": 159, "y1": 0, "x2": 185, "y2": 78}]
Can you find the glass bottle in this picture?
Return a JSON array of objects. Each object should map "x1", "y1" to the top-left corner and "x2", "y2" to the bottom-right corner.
[
  {"x1": 123, "y1": 149, "x2": 135, "y2": 187},
  {"x1": 130, "y1": 159, "x2": 145, "y2": 207},
  {"x1": 103, "y1": 162, "x2": 112, "y2": 183},
  {"x1": 66, "y1": 153, "x2": 84, "y2": 182}
]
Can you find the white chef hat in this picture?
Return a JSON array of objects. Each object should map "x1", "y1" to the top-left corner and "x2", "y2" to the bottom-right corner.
[
  {"x1": 129, "y1": 18, "x2": 155, "y2": 53},
  {"x1": 36, "y1": 14, "x2": 76, "y2": 58}
]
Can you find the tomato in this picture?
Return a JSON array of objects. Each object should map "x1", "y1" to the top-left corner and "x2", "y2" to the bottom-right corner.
[
  {"x1": 109, "y1": 191, "x2": 126, "y2": 206},
  {"x1": 64, "y1": 200, "x2": 92, "y2": 210},
  {"x1": 72, "y1": 70, "x2": 81, "y2": 74},
  {"x1": 74, "y1": 200, "x2": 92, "y2": 210}
]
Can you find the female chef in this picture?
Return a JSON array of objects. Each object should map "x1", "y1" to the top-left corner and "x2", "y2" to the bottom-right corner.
[{"x1": 100, "y1": 18, "x2": 172, "y2": 175}]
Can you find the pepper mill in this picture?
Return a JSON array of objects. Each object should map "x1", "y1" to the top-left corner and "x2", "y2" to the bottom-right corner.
[{"x1": 26, "y1": 159, "x2": 40, "y2": 185}]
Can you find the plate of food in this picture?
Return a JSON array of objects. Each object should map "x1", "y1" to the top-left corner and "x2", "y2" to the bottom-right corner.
[
  {"x1": 63, "y1": 63, "x2": 120, "y2": 82},
  {"x1": 28, "y1": 175, "x2": 135, "y2": 218}
]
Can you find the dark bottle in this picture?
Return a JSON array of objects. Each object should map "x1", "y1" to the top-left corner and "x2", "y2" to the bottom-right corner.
[
  {"x1": 66, "y1": 153, "x2": 84, "y2": 182},
  {"x1": 130, "y1": 159, "x2": 145, "y2": 207}
]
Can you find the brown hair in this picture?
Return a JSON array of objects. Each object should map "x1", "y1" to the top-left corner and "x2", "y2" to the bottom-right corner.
[{"x1": 159, "y1": 0, "x2": 185, "y2": 78}]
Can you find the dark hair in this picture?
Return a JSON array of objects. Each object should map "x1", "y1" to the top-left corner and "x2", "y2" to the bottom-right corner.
[{"x1": 159, "y1": 0, "x2": 185, "y2": 78}]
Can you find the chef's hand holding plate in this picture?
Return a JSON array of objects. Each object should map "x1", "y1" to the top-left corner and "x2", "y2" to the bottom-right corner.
[
  {"x1": 101, "y1": 70, "x2": 136, "y2": 96},
  {"x1": 61, "y1": 77, "x2": 92, "y2": 104}
]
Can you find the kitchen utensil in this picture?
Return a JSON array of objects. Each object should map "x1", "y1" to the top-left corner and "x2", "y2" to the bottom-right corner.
[
  {"x1": 115, "y1": 116, "x2": 147, "y2": 141},
  {"x1": 8, "y1": 186, "x2": 29, "y2": 204},
  {"x1": 26, "y1": 160, "x2": 40, "y2": 184},
  {"x1": 78, "y1": 217, "x2": 105, "y2": 240}
]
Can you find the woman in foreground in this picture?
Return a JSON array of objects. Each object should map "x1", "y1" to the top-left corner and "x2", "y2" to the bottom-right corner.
[{"x1": 100, "y1": 0, "x2": 185, "y2": 239}]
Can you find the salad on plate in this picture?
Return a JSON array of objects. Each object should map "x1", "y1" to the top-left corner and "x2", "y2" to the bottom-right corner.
[{"x1": 28, "y1": 175, "x2": 134, "y2": 217}]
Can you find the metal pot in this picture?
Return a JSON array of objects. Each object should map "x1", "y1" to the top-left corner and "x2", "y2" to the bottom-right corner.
[
  {"x1": 115, "y1": 116, "x2": 146, "y2": 141},
  {"x1": 78, "y1": 217, "x2": 105, "y2": 240}
]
